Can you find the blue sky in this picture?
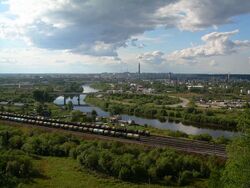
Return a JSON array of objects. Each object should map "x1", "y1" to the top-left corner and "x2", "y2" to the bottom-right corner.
[{"x1": 0, "y1": 0, "x2": 250, "y2": 73}]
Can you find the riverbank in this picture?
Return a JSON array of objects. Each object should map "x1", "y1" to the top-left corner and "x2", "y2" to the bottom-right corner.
[
  {"x1": 53, "y1": 85, "x2": 237, "y2": 139},
  {"x1": 85, "y1": 94, "x2": 238, "y2": 131}
]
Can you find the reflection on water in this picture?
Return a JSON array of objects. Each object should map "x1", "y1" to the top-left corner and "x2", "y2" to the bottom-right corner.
[
  {"x1": 53, "y1": 95, "x2": 86, "y2": 105},
  {"x1": 82, "y1": 85, "x2": 99, "y2": 93},
  {"x1": 53, "y1": 85, "x2": 237, "y2": 138}
]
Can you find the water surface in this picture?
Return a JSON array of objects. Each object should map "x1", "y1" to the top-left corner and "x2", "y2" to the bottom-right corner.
[{"x1": 54, "y1": 85, "x2": 237, "y2": 138}]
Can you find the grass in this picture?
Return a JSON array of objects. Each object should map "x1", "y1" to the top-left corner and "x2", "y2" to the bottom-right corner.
[{"x1": 20, "y1": 157, "x2": 168, "y2": 188}]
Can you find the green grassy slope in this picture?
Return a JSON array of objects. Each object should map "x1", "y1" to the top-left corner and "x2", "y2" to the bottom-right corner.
[{"x1": 20, "y1": 157, "x2": 167, "y2": 188}]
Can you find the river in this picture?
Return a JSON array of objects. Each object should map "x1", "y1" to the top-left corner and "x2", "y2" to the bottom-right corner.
[{"x1": 54, "y1": 85, "x2": 237, "y2": 138}]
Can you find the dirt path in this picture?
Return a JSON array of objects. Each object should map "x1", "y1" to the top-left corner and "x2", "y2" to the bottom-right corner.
[{"x1": 167, "y1": 96, "x2": 190, "y2": 107}]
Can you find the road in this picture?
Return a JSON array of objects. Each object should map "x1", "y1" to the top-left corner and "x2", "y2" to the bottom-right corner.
[{"x1": 167, "y1": 96, "x2": 190, "y2": 107}]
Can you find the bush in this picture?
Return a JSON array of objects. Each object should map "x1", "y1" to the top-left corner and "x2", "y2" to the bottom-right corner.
[
  {"x1": 0, "y1": 150, "x2": 35, "y2": 187},
  {"x1": 191, "y1": 134, "x2": 213, "y2": 142},
  {"x1": 9, "y1": 135, "x2": 23, "y2": 149},
  {"x1": 178, "y1": 170, "x2": 193, "y2": 185},
  {"x1": 75, "y1": 141, "x2": 210, "y2": 185}
]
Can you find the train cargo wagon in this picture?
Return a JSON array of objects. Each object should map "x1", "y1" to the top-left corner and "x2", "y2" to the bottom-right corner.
[
  {"x1": 83, "y1": 127, "x2": 88, "y2": 132},
  {"x1": 88, "y1": 128, "x2": 94, "y2": 133},
  {"x1": 97, "y1": 129, "x2": 104, "y2": 134},
  {"x1": 104, "y1": 130, "x2": 109, "y2": 135},
  {"x1": 78, "y1": 127, "x2": 83, "y2": 131},
  {"x1": 133, "y1": 134, "x2": 140, "y2": 140}
]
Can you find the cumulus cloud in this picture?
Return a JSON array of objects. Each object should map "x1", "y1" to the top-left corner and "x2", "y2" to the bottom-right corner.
[
  {"x1": 138, "y1": 51, "x2": 165, "y2": 64},
  {"x1": 167, "y1": 30, "x2": 250, "y2": 61},
  {"x1": 1, "y1": 0, "x2": 250, "y2": 57},
  {"x1": 130, "y1": 38, "x2": 145, "y2": 48},
  {"x1": 157, "y1": 0, "x2": 250, "y2": 31},
  {"x1": 2, "y1": 0, "x2": 174, "y2": 56}
]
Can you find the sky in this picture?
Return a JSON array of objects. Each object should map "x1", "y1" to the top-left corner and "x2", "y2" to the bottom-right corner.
[{"x1": 0, "y1": 0, "x2": 250, "y2": 74}]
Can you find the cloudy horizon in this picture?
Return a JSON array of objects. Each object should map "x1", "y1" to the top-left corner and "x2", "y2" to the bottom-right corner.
[{"x1": 0, "y1": 0, "x2": 250, "y2": 73}]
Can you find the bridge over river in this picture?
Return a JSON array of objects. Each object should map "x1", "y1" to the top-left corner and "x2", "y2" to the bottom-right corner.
[{"x1": 50, "y1": 92, "x2": 87, "y2": 106}]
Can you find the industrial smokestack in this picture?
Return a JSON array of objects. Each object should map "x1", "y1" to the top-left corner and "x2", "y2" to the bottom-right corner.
[{"x1": 138, "y1": 62, "x2": 141, "y2": 79}]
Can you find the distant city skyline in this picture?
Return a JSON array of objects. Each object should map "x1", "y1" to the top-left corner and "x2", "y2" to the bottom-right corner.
[{"x1": 0, "y1": 0, "x2": 250, "y2": 73}]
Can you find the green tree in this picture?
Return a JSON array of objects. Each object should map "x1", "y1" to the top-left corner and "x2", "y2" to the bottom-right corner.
[
  {"x1": 0, "y1": 131, "x2": 10, "y2": 147},
  {"x1": 221, "y1": 110, "x2": 250, "y2": 188},
  {"x1": 65, "y1": 101, "x2": 74, "y2": 111},
  {"x1": 98, "y1": 151, "x2": 113, "y2": 174},
  {"x1": 9, "y1": 135, "x2": 23, "y2": 149},
  {"x1": 118, "y1": 166, "x2": 132, "y2": 180},
  {"x1": 33, "y1": 90, "x2": 52, "y2": 103},
  {"x1": 71, "y1": 110, "x2": 83, "y2": 122}
]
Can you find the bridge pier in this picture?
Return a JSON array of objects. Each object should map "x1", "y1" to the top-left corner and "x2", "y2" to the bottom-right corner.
[
  {"x1": 77, "y1": 94, "x2": 80, "y2": 105},
  {"x1": 63, "y1": 96, "x2": 66, "y2": 105}
]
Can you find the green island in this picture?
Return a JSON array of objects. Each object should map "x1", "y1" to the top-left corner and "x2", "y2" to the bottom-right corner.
[{"x1": 85, "y1": 93, "x2": 238, "y2": 131}]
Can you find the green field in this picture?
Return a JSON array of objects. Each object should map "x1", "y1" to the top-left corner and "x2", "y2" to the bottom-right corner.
[{"x1": 20, "y1": 157, "x2": 174, "y2": 188}]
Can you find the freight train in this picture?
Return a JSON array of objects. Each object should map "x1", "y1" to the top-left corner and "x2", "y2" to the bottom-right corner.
[{"x1": 0, "y1": 112, "x2": 150, "y2": 140}]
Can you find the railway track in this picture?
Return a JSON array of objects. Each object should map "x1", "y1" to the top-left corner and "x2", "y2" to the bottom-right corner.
[
  {"x1": 140, "y1": 135, "x2": 226, "y2": 158},
  {"x1": 0, "y1": 112, "x2": 227, "y2": 158}
]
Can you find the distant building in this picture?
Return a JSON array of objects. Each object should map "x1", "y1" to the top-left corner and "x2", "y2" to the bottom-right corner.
[
  {"x1": 168, "y1": 72, "x2": 172, "y2": 80},
  {"x1": 106, "y1": 90, "x2": 123, "y2": 94},
  {"x1": 187, "y1": 85, "x2": 204, "y2": 90},
  {"x1": 142, "y1": 88, "x2": 154, "y2": 94},
  {"x1": 138, "y1": 63, "x2": 141, "y2": 75},
  {"x1": 136, "y1": 85, "x2": 144, "y2": 92},
  {"x1": 227, "y1": 73, "x2": 230, "y2": 82}
]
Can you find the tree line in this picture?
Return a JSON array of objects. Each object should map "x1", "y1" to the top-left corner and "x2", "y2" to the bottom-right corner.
[{"x1": 86, "y1": 96, "x2": 238, "y2": 130}]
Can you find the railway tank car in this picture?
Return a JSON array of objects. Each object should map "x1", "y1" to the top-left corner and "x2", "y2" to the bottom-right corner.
[{"x1": 0, "y1": 112, "x2": 147, "y2": 141}]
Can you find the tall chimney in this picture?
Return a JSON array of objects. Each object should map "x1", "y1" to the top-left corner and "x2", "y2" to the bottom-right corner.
[{"x1": 138, "y1": 63, "x2": 141, "y2": 79}]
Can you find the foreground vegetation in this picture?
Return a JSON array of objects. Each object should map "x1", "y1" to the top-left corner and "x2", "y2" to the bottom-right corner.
[
  {"x1": 1, "y1": 108, "x2": 249, "y2": 187},
  {"x1": 0, "y1": 123, "x2": 221, "y2": 187},
  {"x1": 21, "y1": 157, "x2": 169, "y2": 188}
]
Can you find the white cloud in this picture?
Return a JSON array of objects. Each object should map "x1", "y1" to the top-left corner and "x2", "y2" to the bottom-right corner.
[
  {"x1": 157, "y1": 0, "x2": 250, "y2": 31},
  {"x1": 130, "y1": 38, "x2": 145, "y2": 48},
  {"x1": 138, "y1": 51, "x2": 165, "y2": 64},
  {"x1": 167, "y1": 30, "x2": 250, "y2": 61},
  {"x1": 1, "y1": 0, "x2": 175, "y2": 56},
  {"x1": 0, "y1": 47, "x2": 122, "y2": 73},
  {"x1": 1, "y1": 0, "x2": 250, "y2": 57}
]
